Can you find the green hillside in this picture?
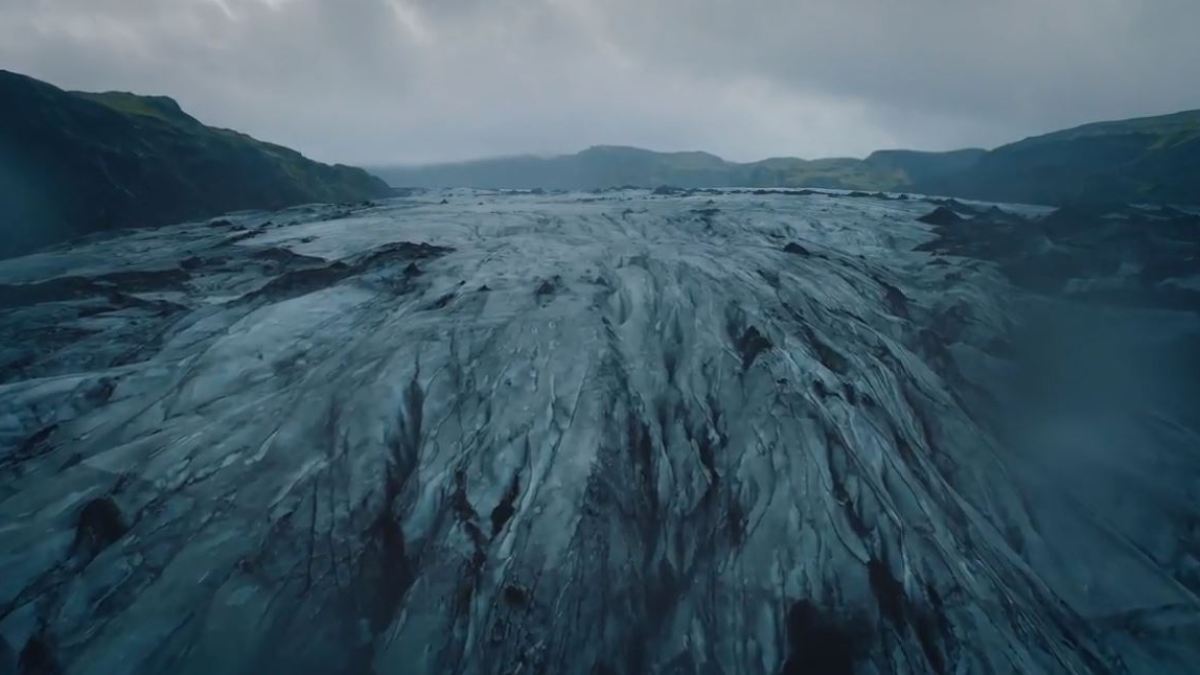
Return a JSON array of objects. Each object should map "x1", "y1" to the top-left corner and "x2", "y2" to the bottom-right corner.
[
  {"x1": 929, "y1": 110, "x2": 1200, "y2": 205},
  {"x1": 0, "y1": 70, "x2": 390, "y2": 257}
]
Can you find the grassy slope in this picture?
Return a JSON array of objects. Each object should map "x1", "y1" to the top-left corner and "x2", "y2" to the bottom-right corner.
[{"x1": 0, "y1": 70, "x2": 390, "y2": 257}]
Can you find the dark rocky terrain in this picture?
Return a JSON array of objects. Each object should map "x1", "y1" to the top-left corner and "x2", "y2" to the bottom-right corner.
[
  {"x1": 0, "y1": 189, "x2": 1197, "y2": 674},
  {"x1": 0, "y1": 70, "x2": 391, "y2": 259}
]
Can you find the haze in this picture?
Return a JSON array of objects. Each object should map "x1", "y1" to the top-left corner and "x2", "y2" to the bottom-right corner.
[{"x1": 2, "y1": 0, "x2": 1198, "y2": 165}]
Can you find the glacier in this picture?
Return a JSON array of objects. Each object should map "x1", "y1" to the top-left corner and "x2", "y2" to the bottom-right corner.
[{"x1": 0, "y1": 189, "x2": 1197, "y2": 674}]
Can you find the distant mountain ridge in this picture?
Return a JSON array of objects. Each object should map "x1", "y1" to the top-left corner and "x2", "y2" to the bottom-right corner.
[
  {"x1": 0, "y1": 70, "x2": 390, "y2": 257},
  {"x1": 375, "y1": 145, "x2": 927, "y2": 192},
  {"x1": 374, "y1": 110, "x2": 1200, "y2": 206},
  {"x1": 3, "y1": 66, "x2": 1197, "y2": 262}
]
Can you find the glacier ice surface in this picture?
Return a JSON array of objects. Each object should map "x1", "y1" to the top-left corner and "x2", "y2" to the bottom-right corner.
[{"x1": 0, "y1": 189, "x2": 1197, "y2": 674}]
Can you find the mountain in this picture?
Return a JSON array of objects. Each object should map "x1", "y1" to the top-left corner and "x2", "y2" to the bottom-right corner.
[
  {"x1": 0, "y1": 70, "x2": 390, "y2": 258},
  {"x1": 374, "y1": 145, "x2": 923, "y2": 192},
  {"x1": 374, "y1": 111, "x2": 1200, "y2": 207},
  {"x1": 862, "y1": 148, "x2": 987, "y2": 185},
  {"x1": 930, "y1": 109, "x2": 1200, "y2": 206}
]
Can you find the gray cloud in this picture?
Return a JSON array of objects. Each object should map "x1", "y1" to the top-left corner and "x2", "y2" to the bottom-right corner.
[{"x1": 2, "y1": 0, "x2": 1197, "y2": 164}]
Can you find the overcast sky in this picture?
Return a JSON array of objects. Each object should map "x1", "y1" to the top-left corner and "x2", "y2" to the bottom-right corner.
[{"x1": 3, "y1": 0, "x2": 1198, "y2": 165}]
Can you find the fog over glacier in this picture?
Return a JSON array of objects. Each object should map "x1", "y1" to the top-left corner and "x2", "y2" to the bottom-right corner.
[{"x1": 1, "y1": 190, "x2": 1197, "y2": 673}]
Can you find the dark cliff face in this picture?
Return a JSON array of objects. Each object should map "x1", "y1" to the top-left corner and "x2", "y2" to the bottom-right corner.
[
  {"x1": 0, "y1": 189, "x2": 1197, "y2": 674},
  {"x1": 862, "y1": 148, "x2": 986, "y2": 186},
  {"x1": 0, "y1": 70, "x2": 391, "y2": 258}
]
